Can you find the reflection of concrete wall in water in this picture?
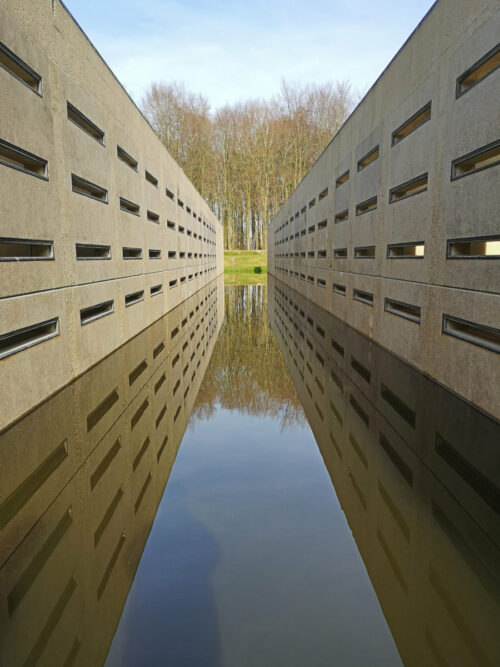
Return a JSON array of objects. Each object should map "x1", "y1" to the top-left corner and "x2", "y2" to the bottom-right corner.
[
  {"x1": 0, "y1": 276, "x2": 224, "y2": 667},
  {"x1": 267, "y1": 0, "x2": 500, "y2": 420},
  {"x1": 0, "y1": 0, "x2": 223, "y2": 430},
  {"x1": 268, "y1": 275, "x2": 500, "y2": 667}
]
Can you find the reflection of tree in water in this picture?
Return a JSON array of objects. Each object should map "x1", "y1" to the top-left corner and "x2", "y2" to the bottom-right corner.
[{"x1": 192, "y1": 285, "x2": 305, "y2": 430}]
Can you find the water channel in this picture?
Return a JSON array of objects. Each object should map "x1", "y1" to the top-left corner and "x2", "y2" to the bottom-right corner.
[{"x1": 1, "y1": 276, "x2": 498, "y2": 666}]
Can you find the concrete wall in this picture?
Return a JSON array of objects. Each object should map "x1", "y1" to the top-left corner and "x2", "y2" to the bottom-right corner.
[
  {"x1": 0, "y1": 275, "x2": 224, "y2": 667},
  {"x1": 267, "y1": 0, "x2": 500, "y2": 420},
  {"x1": 269, "y1": 276, "x2": 499, "y2": 667},
  {"x1": 0, "y1": 0, "x2": 223, "y2": 431}
]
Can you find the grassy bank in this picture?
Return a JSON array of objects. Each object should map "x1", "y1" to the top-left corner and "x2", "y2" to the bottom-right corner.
[{"x1": 224, "y1": 250, "x2": 267, "y2": 284}]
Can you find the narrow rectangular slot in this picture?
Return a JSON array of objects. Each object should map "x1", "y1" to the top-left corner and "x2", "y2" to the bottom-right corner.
[
  {"x1": 447, "y1": 235, "x2": 500, "y2": 258},
  {"x1": 71, "y1": 174, "x2": 107, "y2": 202},
  {"x1": 435, "y1": 434, "x2": 499, "y2": 512},
  {"x1": 167, "y1": 220, "x2": 176, "y2": 230},
  {"x1": 156, "y1": 404, "x2": 167, "y2": 429},
  {"x1": 0, "y1": 237, "x2": 53, "y2": 261},
  {"x1": 379, "y1": 432, "x2": 413, "y2": 485},
  {"x1": 125, "y1": 290, "x2": 144, "y2": 307},
  {"x1": 349, "y1": 433, "x2": 368, "y2": 468},
  {"x1": 177, "y1": 198, "x2": 184, "y2": 208},
  {"x1": 351, "y1": 356, "x2": 371, "y2": 383},
  {"x1": 180, "y1": 276, "x2": 186, "y2": 283},
  {"x1": 356, "y1": 196, "x2": 377, "y2": 215},
  {"x1": 186, "y1": 206, "x2": 191, "y2": 213},
  {"x1": 90, "y1": 438, "x2": 121, "y2": 490},
  {"x1": 0, "y1": 440, "x2": 68, "y2": 530},
  {"x1": 333, "y1": 283, "x2": 346, "y2": 296},
  {"x1": 0, "y1": 139, "x2": 47, "y2": 179},
  {"x1": 119, "y1": 197, "x2": 140, "y2": 215},
  {"x1": 150, "y1": 283, "x2": 163, "y2": 296},
  {"x1": 316, "y1": 325, "x2": 325, "y2": 338},
  {"x1": 157, "y1": 434, "x2": 168, "y2": 462},
  {"x1": 334, "y1": 247, "x2": 347, "y2": 259},
  {"x1": 154, "y1": 340, "x2": 165, "y2": 357},
  {"x1": 308, "y1": 225, "x2": 315, "y2": 234},
  {"x1": 179, "y1": 252, "x2": 186, "y2": 258},
  {"x1": 134, "y1": 472, "x2": 152, "y2": 513},
  {"x1": 331, "y1": 336, "x2": 344, "y2": 359},
  {"x1": 94, "y1": 487, "x2": 123, "y2": 547},
  {"x1": 384, "y1": 298, "x2": 421, "y2": 323},
  {"x1": 80, "y1": 300, "x2": 114, "y2": 325},
  {"x1": 0, "y1": 41, "x2": 42, "y2": 94},
  {"x1": 122, "y1": 246, "x2": 142, "y2": 259},
  {"x1": 117, "y1": 145, "x2": 137, "y2": 170},
  {"x1": 377, "y1": 528, "x2": 408, "y2": 594},
  {"x1": 336, "y1": 170, "x2": 349, "y2": 187},
  {"x1": 392, "y1": 102, "x2": 431, "y2": 145},
  {"x1": 456, "y1": 44, "x2": 500, "y2": 97},
  {"x1": 149, "y1": 249, "x2": 161, "y2": 259},
  {"x1": 389, "y1": 173, "x2": 428, "y2": 202},
  {"x1": 166, "y1": 187, "x2": 174, "y2": 199},
  {"x1": 76, "y1": 243, "x2": 110, "y2": 260},
  {"x1": 308, "y1": 251, "x2": 315, "y2": 258},
  {"x1": 329, "y1": 430, "x2": 342, "y2": 458},
  {"x1": 330, "y1": 399, "x2": 343, "y2": 425},
  {"x1": 154, "y1": 373, "x2": 166, "y2": 394},
  {"x1": 334, "y1": 209, "x2": 348, "y2": 224},
  {"x1": 8, "y1": 508, "x2": 73, "y2": 616},
  {"x1": 168, "y1": 250, "x2": 176, "y2": 259},
  {"x1": 145, "y1": 170, "x2": 158, "y2": 187},
  {"x1": 131, "y1": 398, "x2": 149, "y2": 430},
  {"x1": 357, "y1": 145, "x2": 379, "y2": 171},
  {"x1": 172, "y1": 352, "x2": 180, "y2": 366},
  {"x1": 354, "y1": 245, "x2": 375, "y2": 258},
  {"x1": 318, "y1": 250, "x2": 327, "y2": 258},
  {"x1": 87, "y1": 389, "x2": 119, "y2": 432},
  {"x1": 381, "y1": 383, "x2": 416, "y2": 428},
  {"x1": 451, "y1": 140, "x2": 500, "y2": 179},
  {"x1": 318, "y1": 219, "x2": 327, "y2": 230},
  {"x1": 349, "y1": 394, "x2": 369, "y2": 427},
  {"x1": 309, "y1": 198, "x2": 316, "y2": 208},
  {"x1": 442, "y1": 315, "x2": 500, "y2": 353},
  {"x1": 387, "y1": 242, "x2": 424, "y2": 258},
  {"x1": 97, "y1": 534, "x2": 126, "y2": 600},
  {"x1": 0, "y1": 317, "x2": 59, "y2": 360},
  {"x1": 67, "y1": 102, "x2": 104, "y2": 144},
  {"x1": 147, "y1": 210, "x2": 159, "y2": 223},
  {"x1": 319, "y1": 187, "x2": 328, "y2": 200},
  {"x1": 301, "y1": 206, "x2": 306, "y2": 214},
  {"x1": 133, "y1": 437, "x2": 151, "y2": 472},
  {"x1": 179, "y1": 226, "x2": 185, "y2": 233},
  {"x1": 307, "y1": 275, "x2": 314, "y2": 284},
  {"x1": 173, "y1": 379, "x2": 181, "y2": 395},
  {"x1": 317, "y1": 278, "x2": 326, "y2": 288},
  {"x1": 353, "y1": 289, "x2": 374, "y2": 306},
  {"x1": 129, "y1": 359, "x2": 147, "y2": 386}
]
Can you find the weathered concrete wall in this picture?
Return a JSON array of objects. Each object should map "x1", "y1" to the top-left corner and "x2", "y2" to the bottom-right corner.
[
  {"x1": 267, "y1": 0, "x2": 500, "y2": 420},
  {"x1": 0, "y1": 275, "x2": 224, "y2": 666},
  {"x1": 269, "y1": 276, "x2": 499, "y2": 667},
  {"x1": 0, "y1": 0, "x2": 223, "y2": 430}
]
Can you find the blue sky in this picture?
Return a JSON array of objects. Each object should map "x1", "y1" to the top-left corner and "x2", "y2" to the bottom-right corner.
[{"x1": 63, "y1": 0, "x2": 436, "y2": 109}]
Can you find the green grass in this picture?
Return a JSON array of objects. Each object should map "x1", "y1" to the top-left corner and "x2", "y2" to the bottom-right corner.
[{"x1": 224, "y1": 250, "x2": 267, "y2": 284}]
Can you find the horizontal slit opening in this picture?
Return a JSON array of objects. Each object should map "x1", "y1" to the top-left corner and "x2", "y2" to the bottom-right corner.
[
  {"x1": 392, "y1": 102, "x2": 431, "y2": 145},
  {"x1": 177, "y1": 198, "x2": 184, "y2": 208},
  {"x1": 166, "y1": 187, "x2": 174, "y2": 199},
  {"x1": 67, "y1": 102, "x2": 104, "y2": 143},
  {"x1": 145, "y1": 170, "x2": 158, "y2": 186},
  {"x1": 169, "y1": 279, "x2": 177, "y2": 288},
  {"x1": 379, "y1": 432, "x2": 413, "y2": 486},
  {"x1": 349, "y1": 394, "x2": 369, "y2": 427},
  {"x1": 133, "y1": 437, "x2": 151, "y2": 472},
  {"x1": 147, "y1": 210, "x2": 159, "y2": 223},
  {"x1": 154, "y1": 340, "x2": 165, "y2": 358},
  {"x1": 334, "y1": 209, "x2": 348, "y2": 224},
  {"x1": 456, "y1": 44, "x2": 500, "y2": 97},
  {"x1": 87, "y1": 388, "x2": 119, "y2": 432},
  {"x1": 0, "y1": 41, "x2": 41, "y2": 94},
  {"x1": 317, "y1": 278, "x2": 326, "y2": 288},
  {"x1": 131, "y1": 399, "x2": 149, "y2": 430},
  {"x1": 317, "y1": 250, "x2": 327, "y2": 258},
  {"x1": 156, "y1": 405, "x2": 167, "y2": 429},
  {"x1": 387, "y1": 242, "x2": 424, "y2": 258},
  {"x1": 318, "y1": 219, "x2": 327, "y2": 230},
  {"x1": 97, "y1": 534, "x2": 125, "y2": 600},
  {"x1": 351, "y1": 356, "x2": 371, "y2": 383},
  {"x1": 94, "y1": 487, "x2": 123, "y2": 547},
  {"x1": 447, "y1": 235, "x2": 500, "y2": 258},
  {"x1": 122, "y1": 247, "x2": 142, "y2": 259},
  {"x1": 357, "y1": 145, "x2": 379, "y2": 171},
  {"x1": 71, "y1": 174, "x2": 107, "y2": 202},
  {"x1": 90, "y1": 438, "x2": 121, "y2": 490},
  {"x1": 381, "y1": 383, "x2": 416, "y2": 428},
  {"x1": 76, "y1": 243, "x2": 110, "y2": 260},
  {"x1": 334, "y1": 247, "x2": 347, "y2": 258},
  {"x1": 356, "y1": 196, "x2": 377, "y2": 215},
  {"x1": 80, "y1": 300, "x2": 114, "y2": 325},
  {"x1": 319, "y1": 188, "x2": 328, "y2": 200},
  {"x1": 0, "y1": 237, "x2": 53, "y2": 261},
  {"x1": 167, "y1": 220, "x2": 176, "y2": 230},
  {"x1": 0, "y1": 317, "x2": 59, "y2": 359},
  {"x1": 353, "y1": 289, "x2": 373, "y2": 306},
  {"x1": 155, "y1": 373, "x2": 166, "y2": 394},
  {"x1": 0, "y1": 139, "x2": 47, "y2": 179},
  {"x1": 442, "y1": 315, "x2": 500, "y2": 353},
  {"x1": 129, "y1": 359, "x2": 147, "y2": 386},
  {"x1": 125, "y1": 290, "x2": 144, "y2": 307},
  {"x1": 0, "y1": 440, "x2": 68, "y2": 529},
  {"x1": 309, "y1": 198, "x2": 316, "y2": 208},
  {"x1": 389, "y1": 173, "x2": 428, "y2": 202},
  {"x1": 384, "y1": 298, "x2": 421, "y2": 323},
  {"x1": 179, "y1": 226, "x2": 185, "y2": 233},
  {"x1": 451, "y1": 140, "x2": 500, "y2": 179},
  {"x1": 150, "y1": 283, "x2": 163, "y2": 296},
  {"x1": 149, "y1": 249, "x2": 161, "y2": 259},
  {"x1": 157, "y1": 434, "x2": 168, "y2": 462},
  {"x1": 354, "y1": 245, "x2": 375, "y2": 258},
  {"x1": 134, "y1": 472, "x2": 152, "y2": 513},
  {"x1": 119, "y1": 197, "x2": 140, "y2": 215},
  {"x1": 333, "y1": 283, "x2": 346, "y2": 296},
  {"x1": 117, "y1": 145, "x2": 137, "y2": 170},
  {"x1": 336, "y1": 169, "x2": 349, "y2": 186}
]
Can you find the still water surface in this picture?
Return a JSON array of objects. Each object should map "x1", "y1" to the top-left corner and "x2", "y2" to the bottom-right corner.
[{"x1": 1, "y1": 277, "x2": 498, "y2": 666}]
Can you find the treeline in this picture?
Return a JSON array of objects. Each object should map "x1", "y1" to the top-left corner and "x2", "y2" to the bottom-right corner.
[{"x1": 142, "y1": 80, "x2": 357, "y2": 250}]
